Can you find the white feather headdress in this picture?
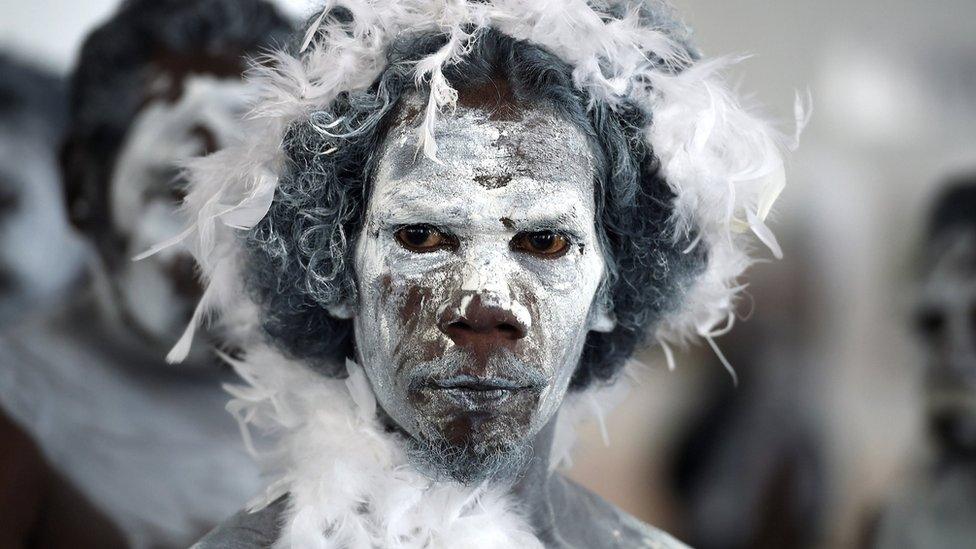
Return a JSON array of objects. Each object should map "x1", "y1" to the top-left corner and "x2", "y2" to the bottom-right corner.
[{"x1": 158, "y1": 0, "x2": 800, "y2": 368}]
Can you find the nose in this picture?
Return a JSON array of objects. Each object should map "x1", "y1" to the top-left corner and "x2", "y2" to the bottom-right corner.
[{"x1": 438, "y1": 293, "x2": 528, "y2": 349}]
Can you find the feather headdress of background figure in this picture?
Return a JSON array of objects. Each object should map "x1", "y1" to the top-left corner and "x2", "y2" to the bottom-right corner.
[{"x1": 156, "y1": 1, "x2": 805, "y2": 547}]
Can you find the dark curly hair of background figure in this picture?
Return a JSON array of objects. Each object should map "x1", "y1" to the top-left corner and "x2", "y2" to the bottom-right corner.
[
  {"x1": 245, "y1": 16, "x2": 706, "y2": 391},
  {"x1": 60, "y1": 0, "x2": 291, "y2": 264}
]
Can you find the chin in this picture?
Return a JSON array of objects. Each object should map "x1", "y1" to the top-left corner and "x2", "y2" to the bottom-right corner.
[
  {"x1": 405, "y1": 420, "x2": 534, "y2": 484},
  {"x1": 399, "y1": 392, "x2": 541, "y2": 483}
]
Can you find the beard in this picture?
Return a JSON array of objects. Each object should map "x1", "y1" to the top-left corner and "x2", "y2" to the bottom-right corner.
[
  {"x1": 394, "y1": 348, "x2": 546, "y2": 484},
  {"x1": 404, "y1": 427, "x2": 533, "y2": 484}
]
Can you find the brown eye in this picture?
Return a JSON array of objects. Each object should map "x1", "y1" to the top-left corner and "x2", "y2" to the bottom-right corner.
[
  {"x1": 512, "y1": 231, "x2": 570, "y2": 257},
  {"x1": 395, "y1": 224, "x2": 455, "y2": 252}
]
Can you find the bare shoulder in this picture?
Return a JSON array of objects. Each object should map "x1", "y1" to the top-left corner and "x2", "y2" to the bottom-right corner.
[
  {"x1": 192, "y1": 497, "x2": 287, "y2": 549},
  {"x1": 551, "y1": 475, "x2": 690, "y2": 549}
]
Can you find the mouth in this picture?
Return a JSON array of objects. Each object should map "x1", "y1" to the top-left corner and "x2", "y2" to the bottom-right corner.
[{"x1": 423, "y1": 374, "x2": 538, "y2": 407}]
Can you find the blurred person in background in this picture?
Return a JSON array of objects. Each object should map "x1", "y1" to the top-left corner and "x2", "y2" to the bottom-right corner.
[
  {"x1": 0, "y1": 0, "x2": 292, "y2": 546},
  {"x1": 871, "y1": 177, "x2": 976, "y2": 549},
  {"x1": 0, "y1": 55, "x2": 85, "y2": 330},
  {"x1": 668, "y1": 254, "x2": 827, "y2": 549},
  {"x1": 0, "y1": 52, "x2": 118, "y2": 549}
]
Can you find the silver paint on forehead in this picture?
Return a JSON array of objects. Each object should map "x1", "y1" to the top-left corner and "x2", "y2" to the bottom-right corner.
[{"x1": 375, "y1": 93, "x2": 595, "y2": 220}]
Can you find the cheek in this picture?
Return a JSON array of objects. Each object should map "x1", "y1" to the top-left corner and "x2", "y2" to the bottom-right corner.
[
  {"x1": 358, "y1": 245, "x2": 458, "y2": 364},
  {"x1": 381, "y1": 273, "x2": 449, "y2": 366},
  {"x1": 519, "y1": 255, "x2": 604, "y2": 350}
]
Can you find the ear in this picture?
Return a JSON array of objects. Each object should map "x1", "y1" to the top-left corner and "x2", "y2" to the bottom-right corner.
[{"x1": 586, "y1": 293, "x2": 616, "y2": 333}]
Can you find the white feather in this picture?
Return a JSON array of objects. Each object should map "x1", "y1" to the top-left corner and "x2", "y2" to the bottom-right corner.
[{"x1": 217, "y1": 346, "x2": 543, "y2": 548}]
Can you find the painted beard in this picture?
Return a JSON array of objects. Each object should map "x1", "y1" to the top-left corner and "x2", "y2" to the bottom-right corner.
[
  {"x1": 352, "y1": 94, "x2": 614, "y2": 483},
  {"x1": 399, "y1": 347, "x2": 544, "y2": 483}
]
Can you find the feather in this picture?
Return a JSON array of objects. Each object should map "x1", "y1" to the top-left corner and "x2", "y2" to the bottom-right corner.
[
  {"x1": 132, "y1": 225, "x2": 195, "y2": 261},
  {"x1": 747, "y1": 207, "x2": 783, "y2": 259},
  {"x1": 146, "y1": 7, "x2": 799, "y2": 542},
  {"x1": 413, "y1": 26, "x2": 471, "y2": 162},
  {"x1": 792, "y1": 88, "x2": 813, "y2": 151},
  {"x1": 165, "y1": 290, "x2": 208, "y2": 363},
  {"x1": 343, "y1": 358, "x2": 376, "y2": 422},
  {"x1": 218, "y1": 170, "x2": 278, "y2": 230},
  {"x1": 658, "y1": 335, "x2": 677, "y2": 371},
  {"x1": 586, "y1": 392, "x2": 611, "y2": 447},
  {"x1": 703, "y1": 334, "x2": 738, "y2": 386},
  {"x1": 300, "y1": 5, "x2": 331, "y2": 53}
]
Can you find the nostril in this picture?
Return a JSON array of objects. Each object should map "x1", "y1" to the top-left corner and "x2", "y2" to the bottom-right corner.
[
  {"x1": 443, "y1": 319, "x2": 526, "y2": 341},
  {"x1": 437, "y1": 294, "x2": 530, "y2": 345}
]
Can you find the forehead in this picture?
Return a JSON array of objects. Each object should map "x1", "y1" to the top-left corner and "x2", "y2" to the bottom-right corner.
[{"x1": 371, "y1": 94, "x2": 596, "y2": 224}]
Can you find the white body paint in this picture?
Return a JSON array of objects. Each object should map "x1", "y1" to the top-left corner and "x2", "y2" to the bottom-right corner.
[
  {"x1": 159, "y1": 3, "x2": 792, "y2": 545},
  {"x1": 0, "y1": 130, "x2": 85, "y2": 326},
  {"x1": 0, "y1": 300, "x2": 262, "y2": 548},
  {"x1": 112, "y1": 76, "x2": 251, "y2": 347},
  {"x1": 353, "y1": 97, "x2": 613, "y2": 466}
]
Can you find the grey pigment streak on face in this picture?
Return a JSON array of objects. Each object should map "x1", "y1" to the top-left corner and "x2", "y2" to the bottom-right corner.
[{"x1": 351, "y1": 92, "x2": 612, "y2": 481}]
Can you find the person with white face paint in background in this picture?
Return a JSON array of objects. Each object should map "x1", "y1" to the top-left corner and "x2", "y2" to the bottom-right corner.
[
  {"x1": 0, "y1": 55, "x2": 85, "y2": 331},
  {"x1": 872, "y1": 178, "x2": 976, "y2": 549},
  {"x1": 0, "y1": 53, "x2": 112, "y2": 548},
  {"x1": 155, "y1": 1, "x2": 798, "y2": 547},
  {"x1": 0, "y1": 1, "x2": 292, "y2": 547}
]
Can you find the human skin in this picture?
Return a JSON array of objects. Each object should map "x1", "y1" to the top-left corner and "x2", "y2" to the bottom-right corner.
[
  {"x1": 195, "y1": 92, "x2": 690, "y2": 548},
  {"x1": 916, "y1": 229, "x2": 976, "y2": 455},
  {"x1": 111, "y1": 74, "x2": 250, "y2": 354},
  {"x1": 351, "y1": 93, "x2": 614, "y2": 481}
]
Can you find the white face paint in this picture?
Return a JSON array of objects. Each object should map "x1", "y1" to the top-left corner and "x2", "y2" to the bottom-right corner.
[
  {"x1": 352, "y1": 94, "x2": 613, "y2": 477},
  {"x1": 0, "y1": 129, "x2": 84, "y2": 326},
  {"x1": 111, "y1": 75, "x2": 250, "y2": 346},
  {"x1": 917, "y1": 229, "x2": 976, "y2": 450}
]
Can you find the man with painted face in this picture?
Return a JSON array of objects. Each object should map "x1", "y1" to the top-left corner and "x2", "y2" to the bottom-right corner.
[
  {"x1": 0, "y1": 1, "x2": 291, "y2": 547},
  {"x1": 872, "y1": 178, "x2": 976, "y2": 549},
  {"x1": 175, "y1": 1, "x2": 795, "y2": 547}
]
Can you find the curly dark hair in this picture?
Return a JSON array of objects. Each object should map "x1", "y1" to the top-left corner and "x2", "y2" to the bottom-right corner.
[
  {"x1": 245, "y1": 18, "x2": 706, "y2": 390},
  {"x1": 60, "y1": 0, "x2": 291, "y2": 264}
]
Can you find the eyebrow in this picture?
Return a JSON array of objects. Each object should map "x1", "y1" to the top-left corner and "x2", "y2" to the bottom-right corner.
[{"x1": 372, "y1": 188, "x2": 590, "y2": 236}]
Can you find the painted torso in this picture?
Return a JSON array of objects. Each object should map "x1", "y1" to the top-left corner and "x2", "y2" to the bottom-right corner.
[
  {"x1": 195, "y1": 478, "x2": 688, "y2": 549},
  {"x1": 0, "y1": 291, "x2": 261, "y2": 548}
]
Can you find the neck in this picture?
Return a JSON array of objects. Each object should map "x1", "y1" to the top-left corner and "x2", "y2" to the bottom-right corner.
[{"x1": 511, "y1": 414, "x2": 561, "y2": 539}]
